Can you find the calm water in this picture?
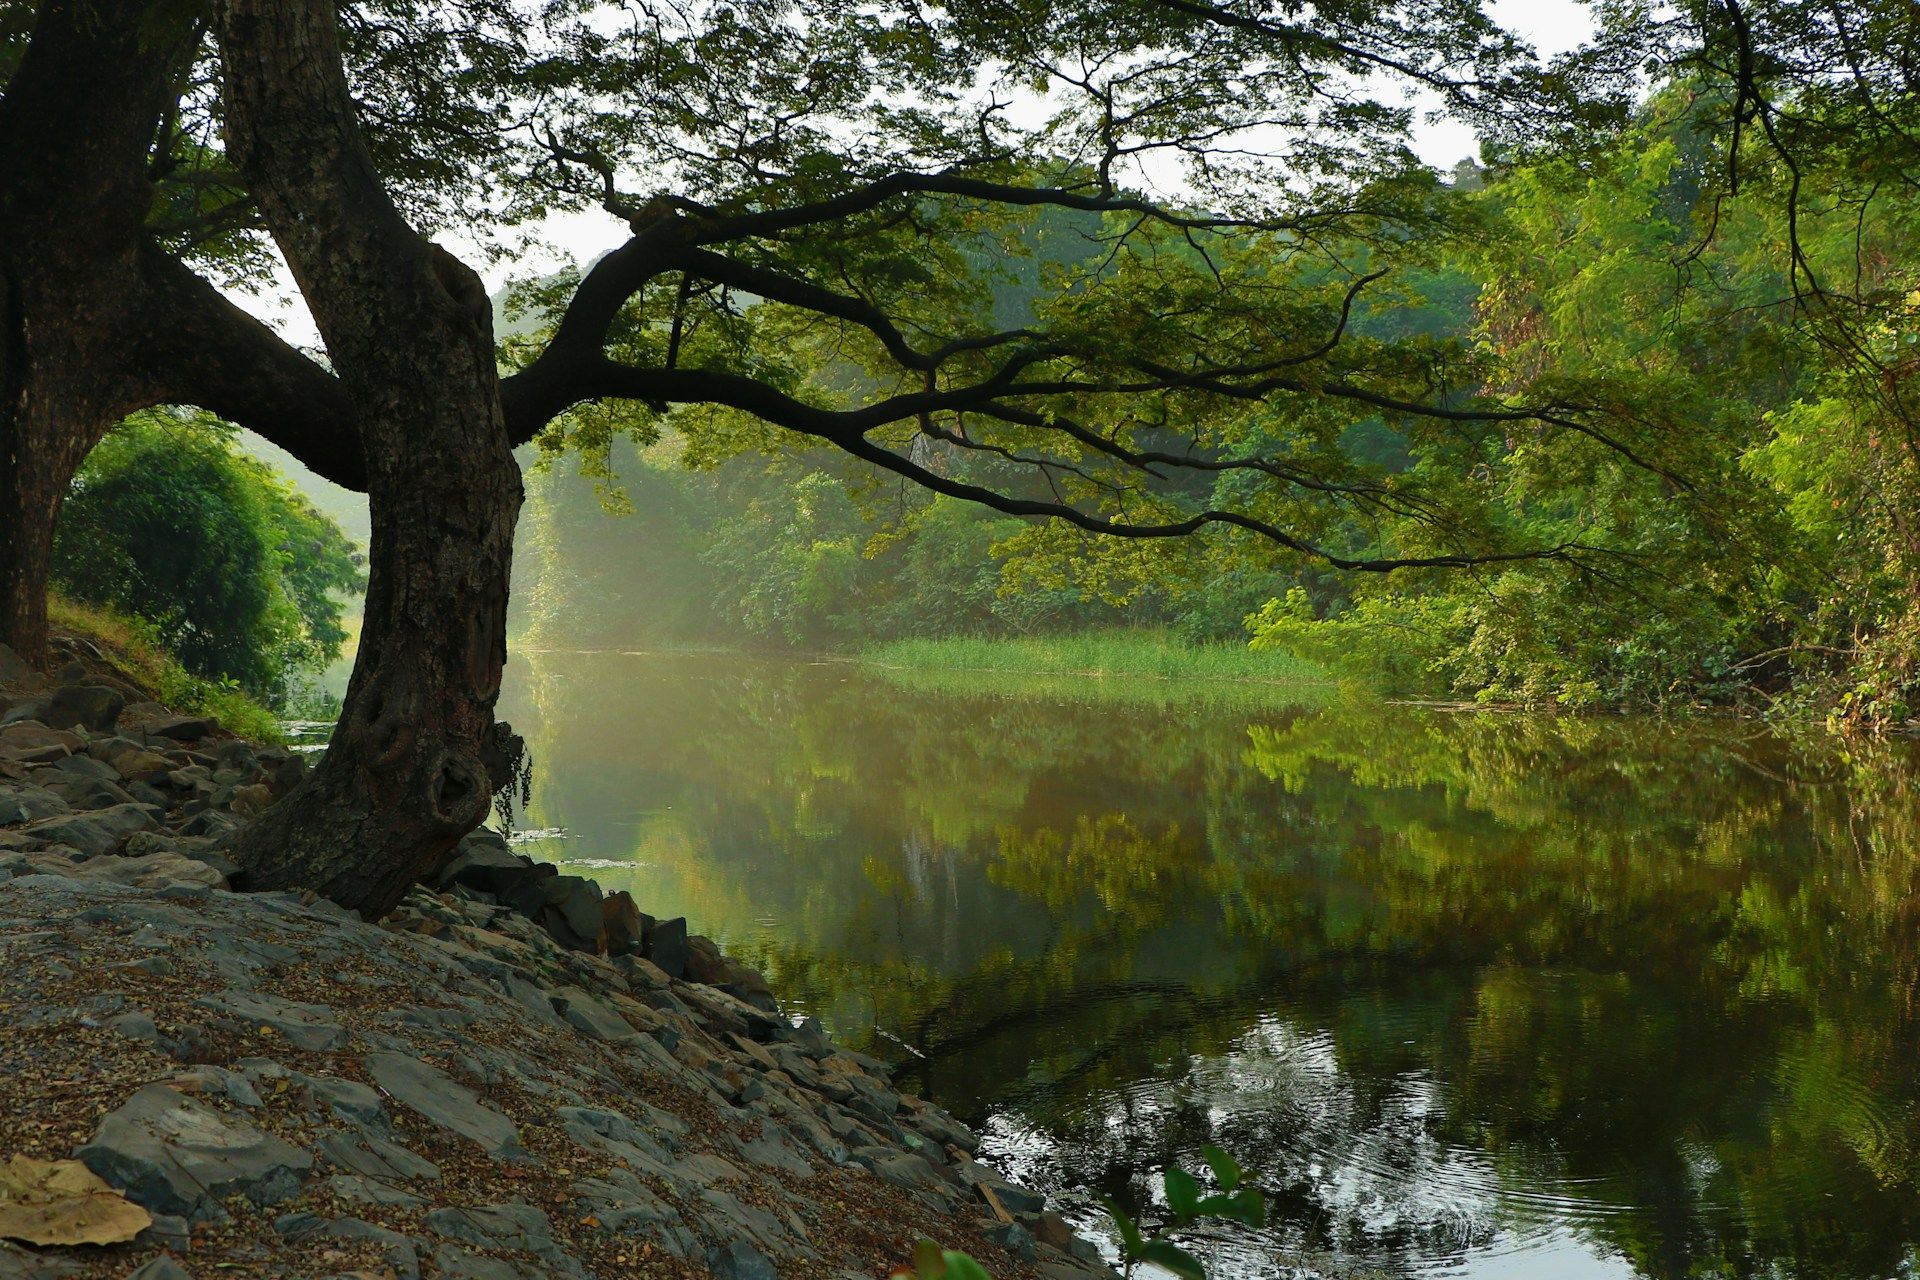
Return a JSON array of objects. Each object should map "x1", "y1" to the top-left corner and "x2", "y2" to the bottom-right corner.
[{"x1": 495, "y1": 650, "x2": 1920, "y2": 1280}]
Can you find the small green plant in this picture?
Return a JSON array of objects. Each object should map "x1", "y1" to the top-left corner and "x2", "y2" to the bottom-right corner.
[
  {"x1": 1101, "y1": 1146, "x2": 1267, "y2": 1280},
  {"x1": 900, "y1": 1147, "x2": 1264, "y2": 1280},
  {"x1": 895, "y1": 1239, "x2": 993, "y2": 1280}
]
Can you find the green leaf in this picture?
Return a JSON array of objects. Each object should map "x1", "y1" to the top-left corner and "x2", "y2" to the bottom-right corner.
[
  {"x1": 913, "y1": 1238, "x2": 946, "y2": 1278},
  {"x1": 941, "y1": 1252, "x2": 994, "y2": 1280},
  {"x1": 1194, "y1": 1188, "x2": 1267, "y2": 1228},
  {"x1": 1137, "y1": 1239, "x2": 1208, "y2": 1280},
  {"x1": 1163, "y1": 1168, "x2": 1201, "y2": 1221},
  {"x1": 1100, "y1": 1195, "x2": 1144, "y2": 1258},
  {"x1": 1199, "y1": 1145, "x2": 1242, "y2": 1192}
]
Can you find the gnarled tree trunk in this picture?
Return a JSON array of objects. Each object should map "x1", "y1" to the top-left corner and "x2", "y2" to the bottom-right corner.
[
  {"x1": 0, "y1": 1, "x2": 201, "y2": 665},
  {"x1": 216, "y1": 0, "x2": 522, "y2": 917}
]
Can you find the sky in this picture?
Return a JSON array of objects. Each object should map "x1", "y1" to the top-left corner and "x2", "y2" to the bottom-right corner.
[{"x1": 237, "y1": 0, "x2": 1597, "y2": 348}]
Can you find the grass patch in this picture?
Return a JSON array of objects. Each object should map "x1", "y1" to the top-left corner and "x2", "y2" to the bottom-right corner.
[
  {"x1": 49, "y1": 595, "x2": 285, "y2": 743},
  {"x1": 859, "y1": 630, "x2": 1333, "y2": 710}
]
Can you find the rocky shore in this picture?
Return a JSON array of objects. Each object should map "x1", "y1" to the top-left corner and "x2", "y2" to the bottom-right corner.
[{"x1": 0, "y1": 640, "x2": 1111, "y2": 1280}]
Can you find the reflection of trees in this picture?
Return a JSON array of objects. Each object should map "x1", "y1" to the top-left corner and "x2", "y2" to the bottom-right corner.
[{"x1": 497, "y1": 654, "x2": 1920, "y2": 1279}]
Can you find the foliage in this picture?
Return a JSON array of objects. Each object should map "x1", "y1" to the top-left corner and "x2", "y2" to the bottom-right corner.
[
  {"x1": 902, "y1": 1149, "x2": 1265, "y2": 1280},
  {"x1": 47, "y1": 596, "x2": 284, "y2": 742},
  {"x1": 52, "y1": 410, "x2": 365, "y2": 706}
]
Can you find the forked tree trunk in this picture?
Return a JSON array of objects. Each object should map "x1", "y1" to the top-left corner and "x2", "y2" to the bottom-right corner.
[
  {"x1": 217, "y1": 0, "x2": 522, "y2": 917},
  {"x1": 0, "y1": 397, "x2": 92, "y2": 667},
  {"x1": 0, "y1": 1, "x2": 192, "y2": 666}
]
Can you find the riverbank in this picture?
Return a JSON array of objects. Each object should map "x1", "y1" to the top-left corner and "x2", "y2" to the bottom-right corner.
[
  {"x1": 858, "y1": 632, "x2": 1332, "y2": 709},
  {"x1": 0, "y1": 642, "x2": 1108, "y2": 1280}
]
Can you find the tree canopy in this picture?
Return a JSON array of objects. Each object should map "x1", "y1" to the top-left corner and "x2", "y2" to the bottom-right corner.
[{"x1": 4, "y1": 0, "x2": 1919, "y2": 908}]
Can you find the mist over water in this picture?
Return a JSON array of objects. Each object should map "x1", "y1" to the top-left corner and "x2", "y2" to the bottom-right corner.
[{"x1": 497, "y1": 649, "x2": 1920, "y2": 1279}]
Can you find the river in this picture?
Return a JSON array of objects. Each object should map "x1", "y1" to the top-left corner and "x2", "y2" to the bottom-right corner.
[{"x1": 493, "y1": 648, "x2": 1920, "y2": 1280}]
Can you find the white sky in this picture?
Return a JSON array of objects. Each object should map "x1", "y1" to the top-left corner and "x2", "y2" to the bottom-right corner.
[{"x1": 238, "y1": 0, "x2": 1595, "y2": 348}]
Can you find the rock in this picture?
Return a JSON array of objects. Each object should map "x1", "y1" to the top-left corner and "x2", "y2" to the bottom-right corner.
[
  {"x1": 50, "y1": 753, "x2": 119, "y2": 782},
  {"x1": 228, "y1": 783, "x2": 273, "y2": 817},
  {"x1": 52, "y1": 660, "x2": 86, "y2": 686},
  {"x1": 0, "y1": 723, "x2": 78, "y2": 763},
  {"x1": 686, "y1": 932, "x2": 727, "y2": 984},
  {"x1": 124, "y1": 1255, "x2": 194, "y2": 1280},
  {"x1": 276, "y1": 1214, "x2": 420, "y2": 1280},
  {"x1": 601, "y1": 890, "x2": 645, "y2": 955},
  {"x1": 99, "y1": 745, "x2": 172, "y2": 783},
  {"x1": 570, "y1": 1174, "x2": 700, "y2": 1258},
  {"x1": 549, "y1": 985, "x2": 640, "y2": 1044},
  {"x1": 0, "y1": 1241, "x2": 83, "y2": 1278},
  {"x1": 315, "y1": 1132, "x2": 441, "y2": 1183},
  {"x1": 23, "y1": 804, "x2": 158, "y2": 856},
  {"x1": 72, "y1": 852, "x2": 224, "y2": 892},
  {"x1": 365, "y1": 1052, "x2": 526, "y2": 1160},
  {"x1": 648, "y1": 915, "x2": 689, "y2": 978},
  {"x1": 144, "y1": 715, "x2": 219, "y2": 742},
  {"x1": 35, "y1": 771, "x2": 135, "y2": 810},
  {"x1": 0, "y1": 644, "x2": 33, "y2": 686},
  {"x1": 710, "y1": 1240, "x2": 780, "y2": 1280},
  {"x1": 430, "y1": 831, "x2": 536, "y2": 896},
  {"x1": 194, "y1": 990, "x2": 346, "y2": 1051},
  {"x1": 502, "y1": 873, "x2": 605, "y2": 953},
  {"x1": 955, "y1": 1158, "x2": 1047, "y2": 1215},
  {"x1": 425, "y1": 1203, "x2": 581, "y2": 1278},
  {"x1": 45, "y1": 685, "x2": 125, "y2": 732},
  {"x1": 0, "y1": 784, "x2": 70, "y2": 825},
  {"x1": 985, "y1": 1220, "x2": 1038, "y2": 1259},
  {"x1": 78, "y1": 1084, "x2": 314, "y2": 1221},
  {"x1": 0, "y1": 698, "x2": 51, "y2": 728}
]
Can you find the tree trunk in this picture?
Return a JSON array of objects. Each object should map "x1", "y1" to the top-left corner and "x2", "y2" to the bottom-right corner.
[
  {"x1": 0, "y1": 397, "x2": 93, "y2": 667},
  {"x1": 217, "y1": 0, "x2": 523, "y2": 917},
  {"x1": 0, "y1": 1, "x2": 200, "y2": 665}
]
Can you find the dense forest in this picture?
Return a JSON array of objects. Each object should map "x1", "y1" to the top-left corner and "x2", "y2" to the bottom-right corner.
[{"x1": 495, "y1": 82, "x2": 1920, "y2": 726}]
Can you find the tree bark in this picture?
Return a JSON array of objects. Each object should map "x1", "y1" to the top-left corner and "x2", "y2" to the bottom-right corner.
[
  {"x1": 0, "y1": 1, "x2": 200, "y2": 664},
  {"x1": 216, "y1": 0, "x2": 523, "y2": 917}
]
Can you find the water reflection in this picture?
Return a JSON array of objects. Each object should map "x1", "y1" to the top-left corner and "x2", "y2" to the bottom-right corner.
[{"x1": 497, "y1": 650, "x2": 1920, "y2": 1280}]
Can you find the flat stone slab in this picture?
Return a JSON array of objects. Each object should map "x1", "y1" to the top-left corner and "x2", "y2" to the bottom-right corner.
[
  {"x1": 78, "y1": 1084, "x2": 314, "y2": 1221},
  {"x1": 365, "y1": 1053, "x2": 527, "y2": 1161},
  {"x1": 195, "y1": 990, "x2": 348, "y2": 1051}
]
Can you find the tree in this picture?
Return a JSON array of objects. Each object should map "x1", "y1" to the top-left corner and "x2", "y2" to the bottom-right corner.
[
  {"x1": 52, "y1": 411, "x2": 364, "y2": 701},
  {"x1": 3, "y1": 0, "x2": 1909, "y2": 914}
]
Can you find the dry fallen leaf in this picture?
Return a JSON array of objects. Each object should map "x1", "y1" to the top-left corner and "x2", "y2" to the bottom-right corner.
[{"x1": 0, "y1": 1154, "x2": 152, "y2": 1246}]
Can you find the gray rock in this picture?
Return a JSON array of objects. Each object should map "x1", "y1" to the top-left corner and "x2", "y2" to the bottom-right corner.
[
  {"x1": 0, "y1": 699, "x2": 53, "y2": 730},
  {"x1": 194, "y1": 990, "x2": 347, "y2": 1051},
  {"x1": 429, "y1": 1245, "x2": 545, "y2": 1280},
  {"x1": 549, "y1": 985, "x2": 639, "y2": 1043},
  {"x1": 50, "y1": 752, "x2": 120, "y2": 782},
  {"x1": 299, "y1": 1074, "x2": 386, "y2": 1125},
  {"x1": 503, "y1": 873, "x2": 604, "y2": 953},
  {"x1": 647, "y1": 915, "x2": 689, "y2": 978},
  {"x1": 570, "y1": 1173, "x2": 701, "y2": 1258},
  {"x1": 325, "y1": 1174, "x2": 429, "y2": 1207},
  {"x1": 425, "y1": 1203, "x2": 580, "y2": 1278},
  {"x1": 710, "y1": 1240, "x2": 780, "y2": 1280},
  {"x1": 366, "y1": 1052, "x2": 527, "y2": 1160},
  {"x1": 555, "y1": 1104, "x2": 673, "y2": 1165},
  {"x1": 23, "y1": 803, "x2": 158, "y2": 856},
  {"x1": 0, "y1": 784, "x2": 70, "y2": 825},
  {"x1": 316, "y1": 1131, "x2": 441, "y2": 1182},
  {"x1": 45, "y1": 684, "x2": 126, "y2": 732},
  {"x1": 71, "y1": 852, "x2": 223, "y2": 891},
  {"x1": 0, "y1": 1242, "x2": 82, "y2": 1278},
  {"x1": 985, "y1": 1220, "x2": 1039, "y2": 1260},
  {"x1": 146, "y1": 715, "x2": 219, "y2": 741},
  {"x1": 78, "y1": 1084, "x2": 314, "y2": 1221},
  {"x1": 124, "y1": 1257, "x2": 195, "y2": 1280},
  {"x1": 276, "y1": 1214, "x2": 420, "y2": 1280},
  {"x1": 0, "y1": 644, "x2": 32, "y2": 686}
]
